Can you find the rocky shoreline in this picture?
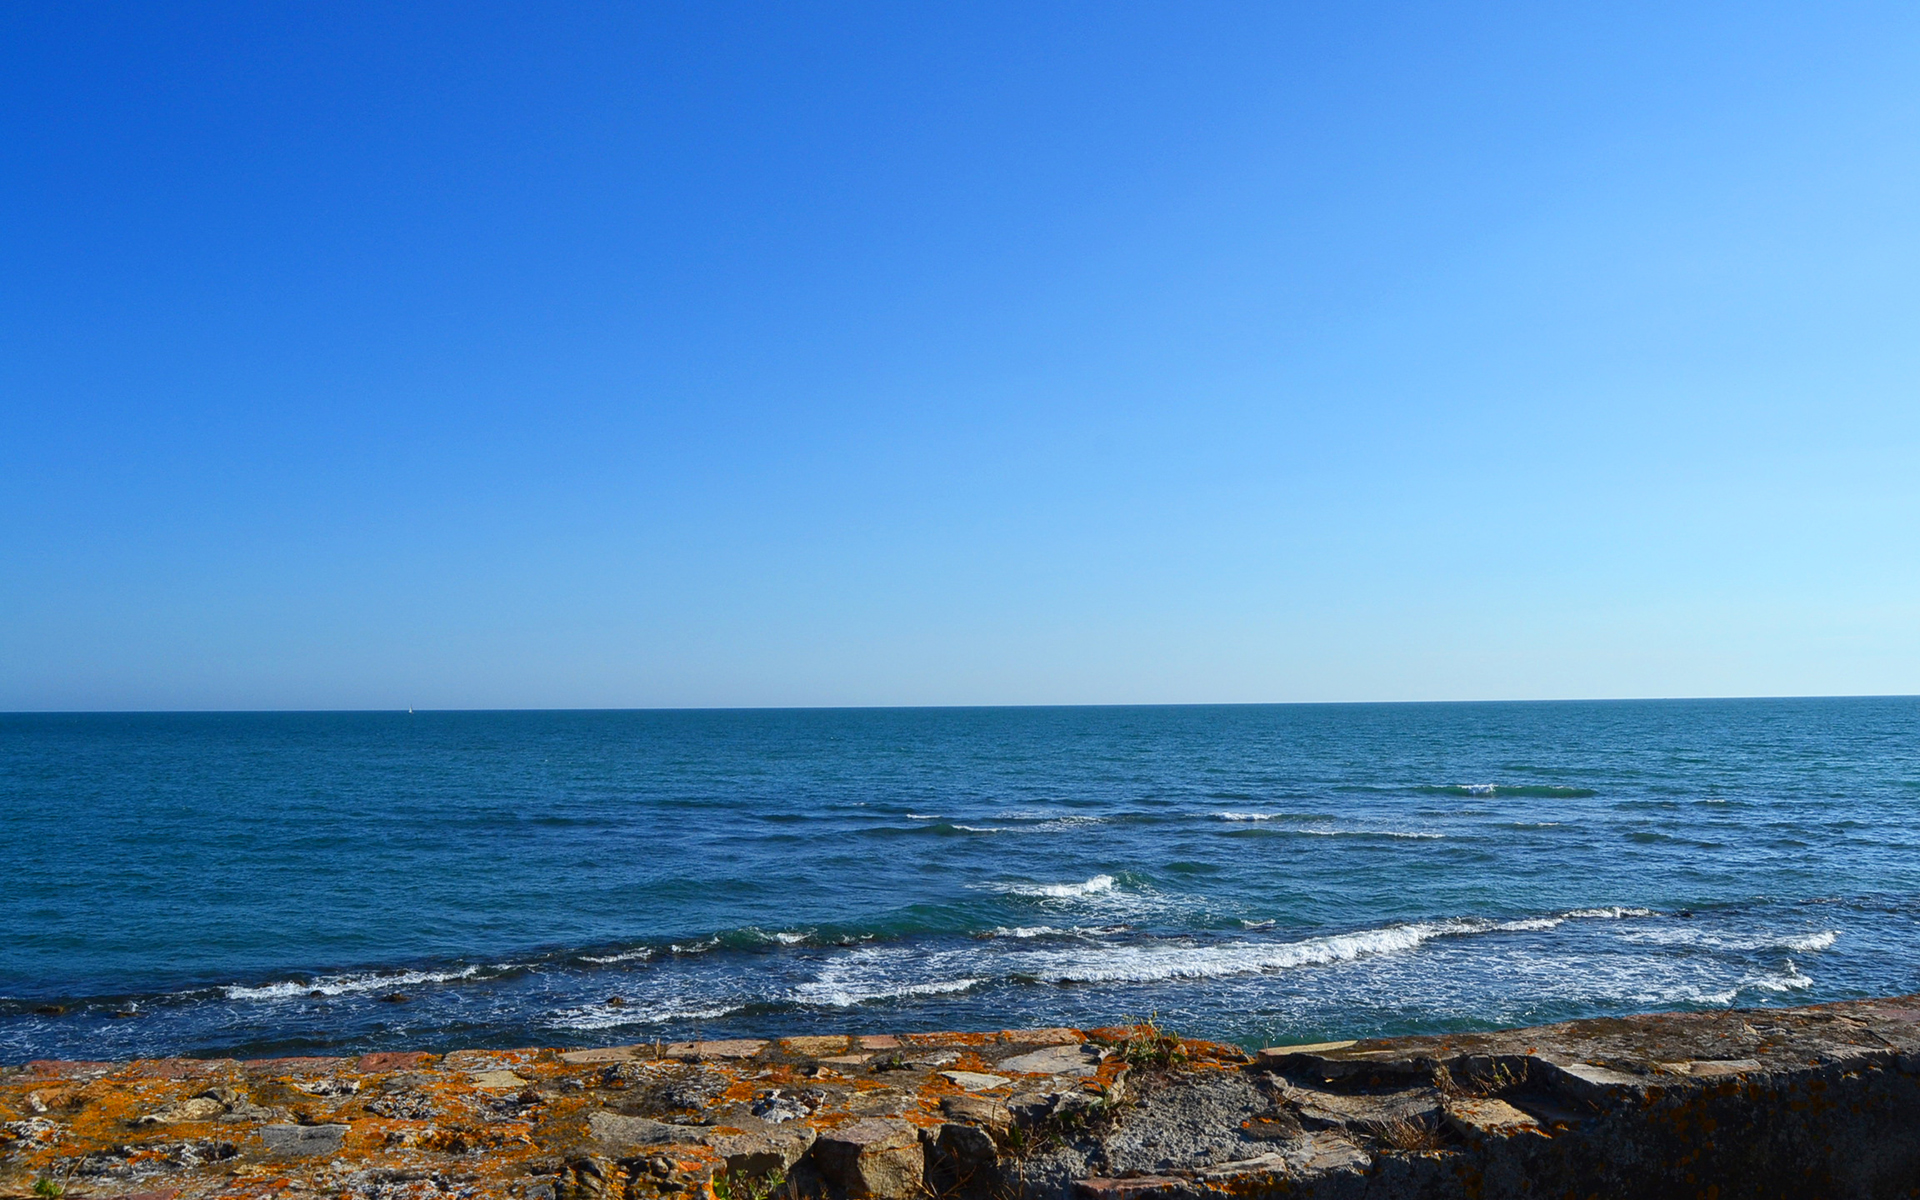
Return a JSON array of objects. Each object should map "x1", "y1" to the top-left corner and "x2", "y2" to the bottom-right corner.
[{"x1": 6, "y1": 995, "x2": 1920, "y2": 1199}]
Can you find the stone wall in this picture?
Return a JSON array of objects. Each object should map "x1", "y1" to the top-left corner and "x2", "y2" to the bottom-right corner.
[{"x1": 6, "y1": 997, "x2": 1920, "y2": 1199}]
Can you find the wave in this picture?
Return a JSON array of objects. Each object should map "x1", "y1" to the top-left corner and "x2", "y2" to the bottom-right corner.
[
  {"x1": 1428, "y1": 784, "x2": 1598, "y2": 798},
  {"x1": 223, "y1": 965, "x2": 485, "y2": 1002},
  {"x1": 1747, "y1": 961, "x2": 1814, "y2": 993},
  {"x1": 791, "y1": 955, "x2": 984, "y2": 1007},
  {"x1": 1565, "y1": 906, "x2": 1658, "y2": 919},
  {"x1": 1215, "y1": 814, "x2": 1442, "y2": 840},
  {"x1": 580, "y1": 948, "x2": 655, "y2": 965},
  {"x1": 998, "y1": 920, "x2": 1486, "y2": 985},
  {"x1": 545, "y1": 999, "x2": 745, "y2": 1030},
  {"x1": 1621, "y1": 927, "x2": 1840, "y2": 953},
  {"x1": 985, "y1": 874, "x2": 1117, "y2": 898}
]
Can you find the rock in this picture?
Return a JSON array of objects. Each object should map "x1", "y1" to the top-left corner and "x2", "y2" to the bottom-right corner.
[
  {"x1": 1442, "y1": 1096, "x2": 1544, "y2": 1139},
  {"x1": 1001, "y1": 1028, "x2": 1083, "y2": 1047},
  {"x1": 707, "y1": 1123, "x2": 816, "y2": 1175},
  {"x1": 259, "y1": 1123, "x2": 349, "y2": 1157},
  {"x1": 556, "y1": 1155, "x2": 619, "y2": 1200},
  {"x1": 1254, "y1": 1040, "x2": 1355, "y2": 1066},
  {"x1": 939, "y1": 1093, "x2": 1011, "y2": 1133},
  {"x1": 997, "y1": 1045, "x2": 1102, "y2": 1076},
  {"x1": 1282, "y1": 1083, "x2": 1441, "y2": 1132},
  {"x1": 134, "y1": 1096, "x2": 225, "y2": 1125},
  {"x1": 939, "y1": 1070, "x2": 1011, "y2": 1091},
  {"x1": 810, "y1": 1117, "x2": 924, "y2": 1199},
  {"x1": 469, "y1": 1069, "x2": 530, "y2": 1089},
  {"x1": 559, "y1": 1045, "x2": 645, "y2": 1064},
  {"x1": 357, "y1": 1051, "x2": 436, "y2": 1072},
  {"x1": 663, "y1": 1039, "x2": 766, "y2": 1061},
  {"x1": 587, "y1": 1111, "x2": 684, "y2": 1148},
  {"x1": 750, "y1": 1090, "x2": 811, "y2": 1123},
  {"x1": 925, "y1": 1122, "x2": 1000, "y2": 1197},
  {"x1": 783, "y1": 1036, "x2": 851, "y2": 1057}
]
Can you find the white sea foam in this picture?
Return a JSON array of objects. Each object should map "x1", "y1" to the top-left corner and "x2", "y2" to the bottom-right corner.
[
  {"x1": 1497, "y1": 917, "x2": 1565, "y2": 932},
  {"x1": 545, "y1": 1000, "x2": 743, "y2": 1030},
  {"x1": 988, "y1": 874, "x2": 1118, "y2": 898},
  {"x1": 1565, "y1": 907, "x2": 1658, "y2": 919},
  {"x1": 953, "y1": 824, "x2": 1008, "y2": 833},
  {"x1": 224, "y1": 965, "x2": 482, "y2": 1002},
  {"x1": 1214, "y1": 813, "x2": 1441, "y2": 839},
  {"x1": 581, "y1": 948, "x2": 655, "y2": 965},
  {"x1": 791, "y1": 949, "x2": 985, "y2": 1007},
  {"x1": 1623, "y1": 927, "x2": 1839, "y2": 953},
  {"x1": 1748, "y1": 961, "x2": 1814, "y2": 993},
  {"x1": 906, "y1": 813, "x2": 939, "y2": 820},
  {"x1": 997, "y1": 920, "x2": 1486, "y2": 986}
]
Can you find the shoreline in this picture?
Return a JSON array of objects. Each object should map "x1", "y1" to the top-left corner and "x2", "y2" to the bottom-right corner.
[{"x1": 5, "y1": 994, "x2": 1919, "y2": 1198}]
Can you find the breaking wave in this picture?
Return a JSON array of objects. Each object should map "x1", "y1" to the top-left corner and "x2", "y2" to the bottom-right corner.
[{"x1": 223, "y1": 965, "x2": 486, "y2": 1002}]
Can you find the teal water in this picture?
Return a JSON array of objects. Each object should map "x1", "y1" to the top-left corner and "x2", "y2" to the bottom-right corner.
[{"x1": 2, "y1": 699, "x2": 1917, "y2": 1061}]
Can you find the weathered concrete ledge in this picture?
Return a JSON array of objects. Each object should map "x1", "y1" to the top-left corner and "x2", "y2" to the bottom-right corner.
[{"x1": 7, "y1": 995, "x2": 1920, "y2": 1199}]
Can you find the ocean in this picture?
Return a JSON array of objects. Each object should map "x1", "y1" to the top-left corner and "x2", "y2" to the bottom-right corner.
[{"x1": 2, "y1": 699, "x2": 1916, "y2": 1063}]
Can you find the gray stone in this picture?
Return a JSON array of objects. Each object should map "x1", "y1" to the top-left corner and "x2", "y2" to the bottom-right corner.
[
  {"x1": 260, "y1": 1123, "x2": 349, "y2": 1158},
  {"x1": 810, "y1": 1117, "x2": 923, "y2": 1199},
  {"x1": 587, "y1": 1111, "x2": 683, "y2": 1148},
  {"x1": 707, "y1": 1122, "x2": 815, "y2": 1176},
  {"x1": 997, "y1": 1045, "x2": 1102, "y2": 1076},
  {"x1": 940, "y1": 1070, "x2": 1011, "y2": 1091}
]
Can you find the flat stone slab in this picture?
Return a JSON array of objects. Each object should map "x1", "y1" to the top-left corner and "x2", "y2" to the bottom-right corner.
[
  {"x1": 940, "y1": 1069, "x2": 1012, "y2": 1090},
  {"x1": 259, "y1": 1123, "x2": 349, "y2": 1157},
  {"x1": 997, "y1": 1044, "x2": 1102, "y2": 1075}
]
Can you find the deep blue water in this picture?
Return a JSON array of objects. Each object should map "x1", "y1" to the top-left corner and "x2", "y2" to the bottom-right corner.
[{"x1": 2, "y1": 699, "x2": 1918, "y2": 1063}]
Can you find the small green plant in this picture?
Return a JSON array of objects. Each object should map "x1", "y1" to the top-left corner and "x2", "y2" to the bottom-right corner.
[
  {"x1": 713, "y1": 1168, "x2": 785, "y2": 1200},
  {"x1": 1115, "y1": 1016, "x2": 1187, "y2": 1071},
  {"x1": 33, "y1": 1177, "x2": 64, "y2": 1199}
]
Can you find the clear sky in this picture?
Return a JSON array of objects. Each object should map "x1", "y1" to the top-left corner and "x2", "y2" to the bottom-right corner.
[{"x1": 3, "y1": 2, "x2": 1918, "y2": 710}]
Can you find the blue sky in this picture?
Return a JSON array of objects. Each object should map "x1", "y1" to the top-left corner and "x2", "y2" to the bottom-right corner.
[{"x1": 3, "y1": 2, "x2": 1917, "y2": 709}]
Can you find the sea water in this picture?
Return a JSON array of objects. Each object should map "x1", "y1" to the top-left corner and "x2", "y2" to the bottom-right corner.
[{"x1": 2, "y1": 699, "x2": 1916, "y2": 1061}]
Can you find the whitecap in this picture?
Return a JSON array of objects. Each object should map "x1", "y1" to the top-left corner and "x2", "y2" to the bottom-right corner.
[
  {"x1": 545, "y1": 1000, "x2": 743, "y2": 1030},
  {"x1": 581, "y1": 948, "x2": 655, "y2": 965},
  {"x1": 986, "y1": 874, "x2": 1117, "y2": 898},
  {"x1": 1565, "y1": 907, "x2": 1658, "y2": 919},
  {"x1": 1747, "y1": 960, "x2": 1814, "y2": 993},
  {"x1": 792, "y1": 972, "x2": 983, "y2": 1008},
  {"x1": 223, "y1": 965, "x2": 482, "y2": 1002},
  {"x1": 998, "y1": 920, "x2": 1490, "y2": 985}
]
